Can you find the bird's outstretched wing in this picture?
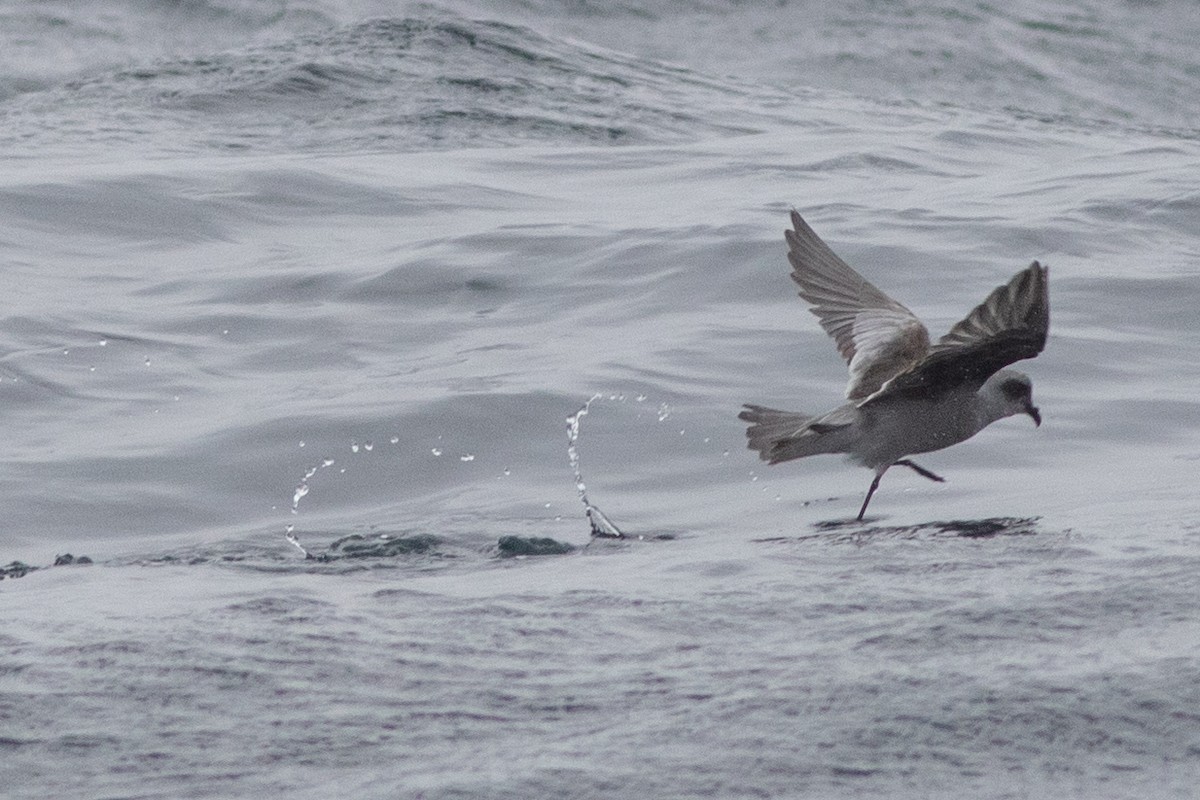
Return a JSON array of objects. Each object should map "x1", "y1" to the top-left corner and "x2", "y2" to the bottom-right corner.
[
  {"x1": 786, "y1": 210, "x2": 930, "y2": 401},
  {"x1": 860, "y1": 261, "x2": 1049, "y2": 407}
]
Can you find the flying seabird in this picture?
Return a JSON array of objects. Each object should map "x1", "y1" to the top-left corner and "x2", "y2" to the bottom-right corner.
[{"x1": 739, "y1": 210, "x2": 1049, "y2": 520}]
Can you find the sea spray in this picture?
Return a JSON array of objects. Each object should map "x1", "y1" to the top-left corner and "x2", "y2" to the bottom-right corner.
[
  {"x1": 284, "y1": 456, "x2": 337, "y2": 558},
  {"x1": 566, "y1": 394, "x2": 624, "y2": 539}
]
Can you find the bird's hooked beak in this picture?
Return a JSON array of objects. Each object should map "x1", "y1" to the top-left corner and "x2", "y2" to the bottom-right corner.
[{"x1": 1026, "y1": 403, "x2": 1042, "y2": 427}]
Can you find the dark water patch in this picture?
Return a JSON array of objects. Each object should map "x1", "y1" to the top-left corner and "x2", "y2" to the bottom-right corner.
[
  {"x1": 0, "y1": 736, "x2": 40, "y2": 750},
  {"x1": 758, "y1": 516, "x2": 1043, "y2": 545},
  {"x1": 1, "y1": 561, "x2": 37, "y2": 580},
  {"x1": 52, "y1": 553, "x2": 93, "y2": 566},
  {"x1": 118, "y1": 531, "x2": 461, "y2": 573},
  {"x1": 319, "y1": 532, "x2": 444, "y2": 560},
  {"x1": 1, "y1": 554, "x2": 92, "y2": 581},
  {"x1": 95, "y1": 528, "x2": 594, "y2": 577},
  {"x1": 497, "y1": 536, "x2": 576, "y2": 557},
  {"x1": 931, "y1": 517, "x2": 1040, "y2": 537}
]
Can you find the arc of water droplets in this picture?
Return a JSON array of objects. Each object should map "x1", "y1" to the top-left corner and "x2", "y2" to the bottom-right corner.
[
  {"x1": 566, "y1": 394, "x2": 623, "y2": 538},
  {"x1": 285, "y1": 456, "x2": 339, "y2": 557},
  {"x1": 292, "y1": 459, "x2": 337, "y2": 514},
  {"x1": 282, "y1": 433, "x2": 410, "y2": 556}
]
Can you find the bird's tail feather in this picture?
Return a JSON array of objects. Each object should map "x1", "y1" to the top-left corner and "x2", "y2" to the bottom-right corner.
[{"x1": 738, "y1": 404, "x2": 853, "y2": 465}]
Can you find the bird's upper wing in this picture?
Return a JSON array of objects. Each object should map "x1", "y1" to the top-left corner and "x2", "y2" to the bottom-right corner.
[
  {"x1": 786, "y1": 210, "x2": 930, "y2": 401},
  {"x1": 859, "y1": 261, "x2": 1049, "y2": 407}
]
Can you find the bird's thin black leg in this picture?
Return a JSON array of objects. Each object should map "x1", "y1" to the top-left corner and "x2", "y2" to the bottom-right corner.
[
  {"x1": 857, "y1": 472, "x2": 884, "y2": 521},
  {"x1": 895, "y1": 459, "x2": 945, "y2": 483}
]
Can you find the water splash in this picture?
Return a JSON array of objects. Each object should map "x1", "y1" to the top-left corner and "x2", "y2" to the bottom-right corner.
[
  {"x1": 285, "y1": 529, "x2": 310, "y2": 559},
  {"x1": 566, "y1": 394, "x2": 624, "y2": 539},
  {"x1": 290, "y1": 457, "x2": 335, "y2": 514},
  {"x1": 284, "y1": 454, "x2": 341, "y2": 554},
  {"x1": 291, "y1": 483, "x2": 309, "y2": 512}
]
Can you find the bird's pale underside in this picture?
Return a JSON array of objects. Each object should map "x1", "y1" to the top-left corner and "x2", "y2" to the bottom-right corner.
[{"x1": 740, "y1": 210, "x2": 1049, "y2": 520}]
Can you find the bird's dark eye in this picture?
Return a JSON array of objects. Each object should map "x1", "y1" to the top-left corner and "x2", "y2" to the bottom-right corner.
[{"x1": 1001, "y1": 379, "x2": 1028, "y2": 400}]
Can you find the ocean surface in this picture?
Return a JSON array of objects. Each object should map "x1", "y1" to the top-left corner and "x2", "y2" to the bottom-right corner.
[{"x1": 3, "y1": 1, "x2": 1200, "y2": 797}]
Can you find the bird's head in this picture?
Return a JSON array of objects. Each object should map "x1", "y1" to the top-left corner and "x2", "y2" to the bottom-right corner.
[{"x1": 986, "y1": 369, "x2": 1041, "y2": 426}]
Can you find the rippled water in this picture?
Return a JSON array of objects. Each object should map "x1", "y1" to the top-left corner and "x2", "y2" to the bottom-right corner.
[{"x1": 2, "y1": 1, "x2": 1199, "y2": 798}]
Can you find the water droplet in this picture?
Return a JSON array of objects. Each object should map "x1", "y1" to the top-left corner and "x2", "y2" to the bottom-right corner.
[
  {"x1": 503, "y1": 467, "x2": 511, "y2": 476},
  {"x1": 703, "y1": 437, "x2": 710, "y2": 443},
  {"x1": 657, "y1": 402, "x2": 671, "y2": 421},
  {"x1": 460, "y1": 454, "x2": 475, "y2": 462},
  {"x1": 144, "y1": 357, "x2": 151, "y2": 366},
  {"x1": 390, "y1": 436, "x2": 399, "y2": 444},
  {"x1": 636, "y1": 394, "x2": 647, "y2": 402},
  {"x1": 431, "y1": 448, "x2": 442, "y2": 456},
  {"x1": 544, "y1": 502, "x2": 552, "y2": 508},
  {"x1": 322, "y1": 458, "x2": 335, "y2": 467},
  {"x1": 722, "y1": 450, "x2": 729, "y2": 457},
  {"x1": 299, "y1": 441, "x2": 305, "y2": 448},
  {"x1": 285, "y1": 524, "x2": 294, "y2": 533},
  {"x1": 364, "y1": 441, "x2": 374, "y2": 452},
  {"x1": 89, "y1": 366, "x2": 96, "y2": 372},
  {"x1": 62, "y1": 349, "x2": 69, "y2": 355},
  {"x1": 99, "y1": 339, "x2": 107, "y2": 347},
  {"x1": 350, "y1": 442, "x2": 360, "y2": 453}
]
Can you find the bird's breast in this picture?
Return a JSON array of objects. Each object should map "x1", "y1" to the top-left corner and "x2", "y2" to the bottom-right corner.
[{"x1": 854, "y1": 393, "x2": 982, "y2": 466}]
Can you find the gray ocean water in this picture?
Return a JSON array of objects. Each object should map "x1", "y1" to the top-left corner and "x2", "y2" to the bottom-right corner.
[{"x1": 3, "y1": 1, "x2": 1200, "y2": 797}]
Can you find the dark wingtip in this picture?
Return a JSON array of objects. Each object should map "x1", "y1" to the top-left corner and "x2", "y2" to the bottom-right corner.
[{"x1": 786, "y1": 209, "x2": 803, "y2": 243}]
